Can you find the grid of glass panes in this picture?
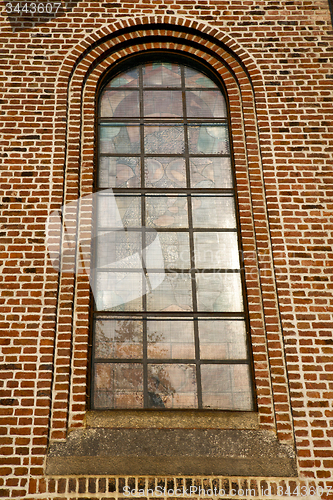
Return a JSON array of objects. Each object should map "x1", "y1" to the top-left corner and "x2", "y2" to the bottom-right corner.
[{"x1": 92, "y1": 61, "x2": 253, "y2": 410}]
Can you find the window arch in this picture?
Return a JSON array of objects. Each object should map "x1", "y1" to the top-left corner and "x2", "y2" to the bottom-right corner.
[{"x1": 90, "y1": 58, "x2": 254, "y2": 411}]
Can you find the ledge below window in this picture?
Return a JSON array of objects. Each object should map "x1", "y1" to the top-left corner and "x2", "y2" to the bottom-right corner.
[{"x1": 46, "y1": 411, "x2": 297, "y2": 477}]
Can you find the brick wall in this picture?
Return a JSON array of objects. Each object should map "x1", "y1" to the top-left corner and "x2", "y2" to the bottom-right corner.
[{"x1": 0, "y1": 0, "x2": 333, "y2": 498}]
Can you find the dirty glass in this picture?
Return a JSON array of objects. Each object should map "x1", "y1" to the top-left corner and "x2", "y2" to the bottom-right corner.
[
  {"x1": 145, "y1": 157, "x2": 186, "y2": 188},
  {"x1": 92, "y1": 60, "x2": 253, "y2": 410},
  {"x1": 99, "y1": 157, "x2": 141, "y2": 188}
]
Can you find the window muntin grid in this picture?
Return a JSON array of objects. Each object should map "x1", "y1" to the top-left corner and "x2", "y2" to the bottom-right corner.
[{"x1": 92, "y1": 61, "x2": 253, "y2": 410}]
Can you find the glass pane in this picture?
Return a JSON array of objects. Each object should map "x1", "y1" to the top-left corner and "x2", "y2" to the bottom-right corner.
[
  {"x1": 143, "y1": 62, "x2": 182, "y2": 87},
  {"x1": 148, "y1": 364, "x2": 197, "y2": 408},
  {"x1": 99, "y1": 157, "x2": 140, "y2": 188},
  {"x1": 196, "y1": 272, "x2": 243, "y2": 312},
  {"x1": 186, "y1": 91, "x2": 227, "y2": 118},
  {"x1": 105, "y1": 68, "x2": 139, "y2": 88},
  {"x1": 144, "y1": 125, "x2": 185, "y2": 154},
  {"x1": 96, "y1": 231, "x2": 142, "y2": 269},
  {"x1": 145, "y1": 157, "x2": 186, "y2": 188},
  {"x1": 194, "y1": 232, "x2": 240, "y2": 269},
  {"x1": 94, "y1": 318, "x2": 143, "y2": 359},
  {"x1": 192, "y1": 195, "x2": 236, "y2": 228},
  {"x1": 97, "y1": 194, "x2": 141, "y2": 228},
  {"x1": 184, "y1": 67, "x2": 218, "y2": 88},
  {"x1": 190, "y1": 157, "x2": 233, "y2": 189},
  {"x1": 144, "y1": 91, "x2": 183, "y2": 118},
  {"x1": 99, "y1": 125, "x2": 140, "y2": 154},
  {"x1": 100, "y1": 90, "x2": 139, "y2": 118},
  {"x1": 94, "y1": 363, "x2": 143, "y2": 409},
  {"x1": 188, "y1": 124, "x2": 229, "y2": 155},
  {"x1": 95, "y1": 271, "x2": 143, "y2": 311},
  {"x1": 147, "y1": 320, "x2": 195, "y2": 359},
  {"x1": 147, "y1": 273, "x2": 192, "y2": 312},
  {"x1": 201, "y1": 364, "x2": 253, "y2": 410},
  {"x1": 146, "y1": 195, "x2": 188, "y2": 228},
  {"x1": 198, "y1": 320, "x2": 247, "y2": 359},
  {"x1": 145, "y1": 232, "x2": 190, "y2": 269}
]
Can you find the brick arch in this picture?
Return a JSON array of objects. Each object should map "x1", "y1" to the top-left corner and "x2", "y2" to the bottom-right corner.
[{"x1": 49, "y1": 26, "x2": 294, "y2": 450}]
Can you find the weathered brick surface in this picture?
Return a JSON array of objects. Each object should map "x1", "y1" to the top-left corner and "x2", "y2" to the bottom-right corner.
[{"x1": 1, "y1": 0, "x2": 333, "y2": 497}]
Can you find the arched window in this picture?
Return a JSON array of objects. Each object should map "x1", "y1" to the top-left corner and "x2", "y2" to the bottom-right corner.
[{"x1": 91, "y1": 59, "x2": 254, "y2": 411}]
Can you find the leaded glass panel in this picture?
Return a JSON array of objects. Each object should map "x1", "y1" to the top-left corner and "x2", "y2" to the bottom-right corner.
[{"x1": 92, "y1": 60, "x2": 253, "y2": 410}]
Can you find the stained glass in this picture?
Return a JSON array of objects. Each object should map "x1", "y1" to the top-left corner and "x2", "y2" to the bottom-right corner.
[
  {"x1": 192, "y1": 195, "x2": 236, "y2": 228},
  {"x1": 184, "y1": 67, "x2": 218, "y2": 88},
  {"x1": 100, "y1": 90, "x2": 140, "y2": 118},
  {"x1": 94, "y1": 363, "x2": 143, "y2": 409},
  {"x1": 188, "y1": 124, "x2": 229, "y2": 155},
  {"x1": 143, "y1": 62, "x2": 182, "y2": 87},
  {"x1": 186, "y1": 91, "x2": 227, "y2": 118},
  {"x1": 147, "y1": 273, "x2": 192, "y2": 311},
  {"x1": 94, "y1": 318, "x2": 143, "y2": 359},
  {"x1": 98, "y1": 157, "x2": 140, "y2": 188},
  {"x1": 196, "y1": 272, "x2": 243, "y2": 312},
  {"x1": 144, "y1": 91, "x2": 183, "y2": 118},
  {"x1": 201, "y1": 364, "x2": 253, "y2": 410},
  {"x1": 97, "y1": 194, "x2": 141, "y2": 228},
  {"x1": 198, "y1": 320, "x2": 247, "y2": 359},
  {"x1": 145, "y1": 157, "x2": 186, "y2": 188},
  {"x1": 94, "y1": 60, "x2": 252, "y2": 410},
  {"x1": 95, "y1": 271, "x2": 143, "y2": 311},
  {"x1": 96, "y1": 231, "x2": 142, "y2": 269},
  {"x1": 145, "y1": 231, "x2": 190, "y2": 269},
  {"x1": 144, "y1": 125, "x2": 185, "y2": 154},
  {"x1": 194, "y1": 232, "x2": 240, "y2": 269},
  {"x1": 146, "y1": 195, "x2": 188, "y2": 228},
  {"x1": 105, "y1": 68, "x2": 139, "y2": 88},
  {"x1": 190, "y1": 157, "x2": 233, "y2": 189},
  {"x1": 99, "y1": 124, "x2": 140, "y2": 154},
  {"x1": 147, "y1": 364, "x2": 197, "y2": 408},
  {"x1": 147, "y1": 320, "x2": 195, "y2": 359}
]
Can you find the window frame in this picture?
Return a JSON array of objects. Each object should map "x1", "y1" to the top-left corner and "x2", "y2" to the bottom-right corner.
[{"x1": 87, "y1": 53, "x2": 257, "y2": 413}]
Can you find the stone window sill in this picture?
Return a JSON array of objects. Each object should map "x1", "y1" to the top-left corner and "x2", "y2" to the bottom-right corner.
[{"x1": 46, "y1": 411, "x2": 297, "y2": 477}]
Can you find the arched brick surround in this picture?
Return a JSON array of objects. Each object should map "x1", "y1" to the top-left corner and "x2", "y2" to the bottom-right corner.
[{"x1": 47, "y1": 20, "x2": 295, "y2": 454}]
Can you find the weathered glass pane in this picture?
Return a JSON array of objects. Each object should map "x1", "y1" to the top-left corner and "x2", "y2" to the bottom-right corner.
[
  {"x1": 196, "y1": 272, "x2": 243, "y2": 312},
  {"x1": 145, "y1": 157, "x2": 186, "y2": 188},
  {"x1": 145, "y1": 231, "x2": 190, "y2": 269},
  {"x1": 144, "y1": 125, "x2": 185, "y2": 154},
  {"x1": 95, "y1": 271, "x2": 143, "y2": 311},
  {"x1": 190, "y1": 157, "x2": 233, "y2": 189},
  {"x1": 94, "y1": 363, "x2": 143, "y2": 409},
  {"x1": 198, "y1": 320, "x2": 247, "y2": 359},
  {"x1": 146, "y1": 195, "x2": 188, "y2": 228},
  {"x1": 100, "y1": 90, "x2": 140, "y2": 118},
  {"x1": 144, "y1": 91, "x2": 183, "y2": 118},
  {"x1": 186, "y1": 91, "x2": 227, "y2": 118},
  {"x1": 147, "y1": 364, "x2": 197, "y2": 408},
  {"x1": 201, "y1": 364, "x2": 253, "y2": 410},
  {"x1": 97, "y1": 194, "x2": 141, "y2": 228},
  {"x1": 192, "y1": 195, "x2": 236, "y2": 228},
  {"x1": 147, "y1": 273, "x2": 192, "y2": 312},
  {"x1": 147, "y1": 320, "x2": 195, "y2": 359},
  {"x1": 96, "y1": 231, "x2": 142, "y2": 269},
  {"x1": 184, "y1": 67, "x2": 218, "y2": 88},
  {"x1": 99, "y1": 125, "x2": 140, "y2": 154},
  {"x1": 143, "y1": 62, "x2": 182, "y2": 87},
  {"x1": 105, "y1": 68, "x2": 139, "y2": 88},
  {"x1": 188, "y1": 124, "x2": 229, "y2": 155},
  {"x1": 94, "y1": 318, "x2": 143, "y2": 359},
  {"x1": 194, "y1": 232, "x2": 240, "y2": 269},
  {"x1": 99, "y1": 157, "x2": 141, "y2": 188}
]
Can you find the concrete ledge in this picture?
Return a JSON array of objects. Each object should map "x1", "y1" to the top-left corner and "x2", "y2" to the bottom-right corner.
[
  {"x1": 85, "y1": 410, "x2": 260, "y2": 429},
  {"x1": 46, "y1": 428, "x2": 297, "y2": 477}
]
